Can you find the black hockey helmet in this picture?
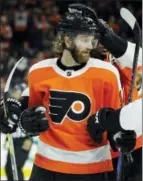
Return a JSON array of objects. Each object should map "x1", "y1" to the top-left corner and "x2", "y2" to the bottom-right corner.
[{"x1": 58, "y1": 6, "x2": 99, "y2": 35}]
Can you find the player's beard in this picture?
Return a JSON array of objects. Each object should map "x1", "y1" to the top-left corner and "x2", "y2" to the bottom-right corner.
[
  {"x1": 78, "y1": 52, "x2": 90, "y2": 63},
  {"x1": 71, "y1": 47, "x2": 90, "y2": 64}
]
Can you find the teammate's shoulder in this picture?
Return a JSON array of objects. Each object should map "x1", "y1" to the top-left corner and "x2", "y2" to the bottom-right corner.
[
  {"x1": 88, "y1": 57, "x2": 119, "y2": 74},
  {"x1": 29, "y1": 58, "x2": 58, "y2": 73}
]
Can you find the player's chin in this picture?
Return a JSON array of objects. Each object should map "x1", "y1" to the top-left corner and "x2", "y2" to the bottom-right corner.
[{"x1": 79, "y1": 55, "x2": 90, "y2": 63}]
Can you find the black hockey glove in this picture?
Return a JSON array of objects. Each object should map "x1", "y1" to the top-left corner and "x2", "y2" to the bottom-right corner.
[
  {"x1": 95, "y1": 107, "x2": 124, "y2": 133},
  {"x1": 97, "y1": 19, "x2": 128, "y2": 58},
  {"x1": 107, "y1": 130, "x2": 137, "y2": 154},
  {"x1": 68, "y1": 4, "x2": 127, "y2": 58},
  {"x1": 19, "y1": 106, "x2": 49, "y2": 136},
  {"x1": 110, "y1": 131, "x2": 137, "y2": 180},
  {"x1": 0, "y1": 98, "x2": 22, "y2": 134},
  {"x1": 87, "y1": 114, "x2": 105, "y2": 144},
  {"x1": 113, "y1": 131, "x2": 137, "y2": 153}
]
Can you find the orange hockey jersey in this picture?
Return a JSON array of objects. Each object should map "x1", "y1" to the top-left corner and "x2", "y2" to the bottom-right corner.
[{"x1": 28, "y1": 57, "x2": 122, "y2": 174}]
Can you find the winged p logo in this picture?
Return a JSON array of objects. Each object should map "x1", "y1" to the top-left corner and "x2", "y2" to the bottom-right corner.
[{"x1": 49, "y1": 90, "x2": 91, "y2": 124}]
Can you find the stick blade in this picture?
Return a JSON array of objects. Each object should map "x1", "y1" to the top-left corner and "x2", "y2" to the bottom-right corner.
[
  {"x1": 4, "y1": 57, "x2": 25, "y2": 93},
  {"x1": 120, "y1": 8, "x2": 136, "y2": 30}
]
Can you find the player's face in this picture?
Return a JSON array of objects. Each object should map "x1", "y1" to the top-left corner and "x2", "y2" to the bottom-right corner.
[{"x1": 74, "y1": 34, "x2": 95, "y2": 63}]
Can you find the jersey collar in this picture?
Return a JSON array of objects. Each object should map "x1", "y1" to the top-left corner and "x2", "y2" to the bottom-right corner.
[{"x1": 57, "y1": 58, "x2": 87, "y2": 71}]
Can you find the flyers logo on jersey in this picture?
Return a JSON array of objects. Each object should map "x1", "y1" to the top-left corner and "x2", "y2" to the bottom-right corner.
[{"x1": 49, "y1": 90, "x2": 91, "y2": 124}]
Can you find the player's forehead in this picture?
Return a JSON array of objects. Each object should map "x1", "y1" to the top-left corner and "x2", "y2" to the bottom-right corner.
[{"x1": 75, "y1": 34, "x2": 95, "y2": 41}]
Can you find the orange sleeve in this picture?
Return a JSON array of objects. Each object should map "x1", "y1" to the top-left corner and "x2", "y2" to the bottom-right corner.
[
  {"x1": 114, "y1": 64, "x2": 141, "y2": 104},
  {"x1": 102, "y1": 72, "x2": 122, "y2": 109},
  {"x1": 28, "y1": 71, "x2": 43, "y2": 108},
  {"x1": 106, "y1": 52, "x2": 142, "y2": 103}
]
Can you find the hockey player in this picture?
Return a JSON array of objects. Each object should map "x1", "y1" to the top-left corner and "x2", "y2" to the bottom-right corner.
[
  {"x1": 95, "y1": 33, "x2": 142, "y2": 181},
  {"x1": 0, "y1": 4, "x2": 124, "y2": 181},
  {"x1": 4, "y1": 86, "x2": 33, "y2": 181},
  {"x1": 93, "y1": 43, "x2": 142, "y2": 180},
  {"x1": 0, "y1": 4, "x2": 141, "y2": 181}
]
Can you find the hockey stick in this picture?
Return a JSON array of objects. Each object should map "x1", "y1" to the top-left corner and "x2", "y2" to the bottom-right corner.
[
  {"x1": 116, "y1": 8, "x2": 141, "y2": 181},
  {"x1": 3, "y1": 57, "x2": 25, "y2": 180}
]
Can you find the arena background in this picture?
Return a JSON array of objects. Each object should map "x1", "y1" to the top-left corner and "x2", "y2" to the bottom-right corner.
[{"x1": 0, "y1": 0, "x2": 142, "y2": 180}]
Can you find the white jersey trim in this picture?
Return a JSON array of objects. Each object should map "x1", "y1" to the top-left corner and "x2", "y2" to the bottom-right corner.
[
  {"x1": 28, "y1": 57, "x2": 121, "y2": 90},
  {"x1": 116, "y1": 41, "x2": 142, "y2": 69},
  {"x1": 21, "y1": 87, "x2": 29, "y2": 97},
  {"x1": 88, "y1": 58, "x2": 122, "y2": 91},
  {"x1": 29, "y1": 58, "x2": 57, "y2": 73},
  {"x1": 37, "y1": 139, "x2": 111, "y2": 164}
]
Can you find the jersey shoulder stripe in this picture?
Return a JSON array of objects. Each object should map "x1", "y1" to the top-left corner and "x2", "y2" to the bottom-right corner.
[
  {"x1": 88, "y1": 58, "x2": 121, "y2": 90},
  {"x1": 88, "y1": 58, "x2": 119, "y2": 75},
  {"x1": 29, "y1": 58, "x2": 58, "y2": 74}
]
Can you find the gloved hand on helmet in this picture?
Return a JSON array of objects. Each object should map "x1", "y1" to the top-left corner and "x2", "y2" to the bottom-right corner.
[{"x1": 69, "y1": 3, "x2": 127, "y2": 58}]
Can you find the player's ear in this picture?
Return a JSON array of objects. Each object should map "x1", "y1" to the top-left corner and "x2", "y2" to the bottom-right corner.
[{"x1": 64, "y1": 36, "x2": 73, "y2": 49}]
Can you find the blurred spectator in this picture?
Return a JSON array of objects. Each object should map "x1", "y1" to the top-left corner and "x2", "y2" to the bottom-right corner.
[
  {"x1": 30, "y1": 51, "x2": 45, "y2": 66},
  {"x1": 12, "y1": 4, "x2": 30, "y2": 47},
  {"x1": 34, "y1": 14, "x2": 55, "y2": 49},
  {"x1": 0, "y1": 53, "x2": 11, "y2": 77},
  {"x1": 24, "y1": 0, "x2": 39, "y2": 9},
  {"x1": 0, "y1": 15, "x2": 13, "y2": 56},
  {"x1": 20, "y1": 41, "x2": 36, "y2": 58},
  {"x1": 41, "y1": 0, "x2": 54, "y2": 14},
  {"x1": 47, "y1": 6, "x2": 62, "y2": 27},
  {"x1": 108, "y1": 15, "x2": 119, "y2": 33}
]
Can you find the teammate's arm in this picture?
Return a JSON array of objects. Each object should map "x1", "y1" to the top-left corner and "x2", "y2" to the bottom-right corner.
[
  {"x1": 68, "y1": 4, "x2": 142, "y2": 64},
  {"x1": 98, "y1": 19, "x2": 142, "y2": 65},
  {"x1": 0, "y1": 91, "x2": 28, "y2": 134},
  {"x1": 95, "y1": 98, "x2": 142, "y2": 133},
  {"x1": 87, "y1": 65, "x2": 122, "y2": 143},
  {"x1": 102, "y1": 23, "x2": 142, "y2": 103},
  {"x1": 0, "y1": 85, "x2": 48, "y2": 135}
]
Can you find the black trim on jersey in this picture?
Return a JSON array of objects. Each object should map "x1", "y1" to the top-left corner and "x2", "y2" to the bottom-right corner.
[{"x1": 57, "y1": 58, "x2": 87, "y2": 71}]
